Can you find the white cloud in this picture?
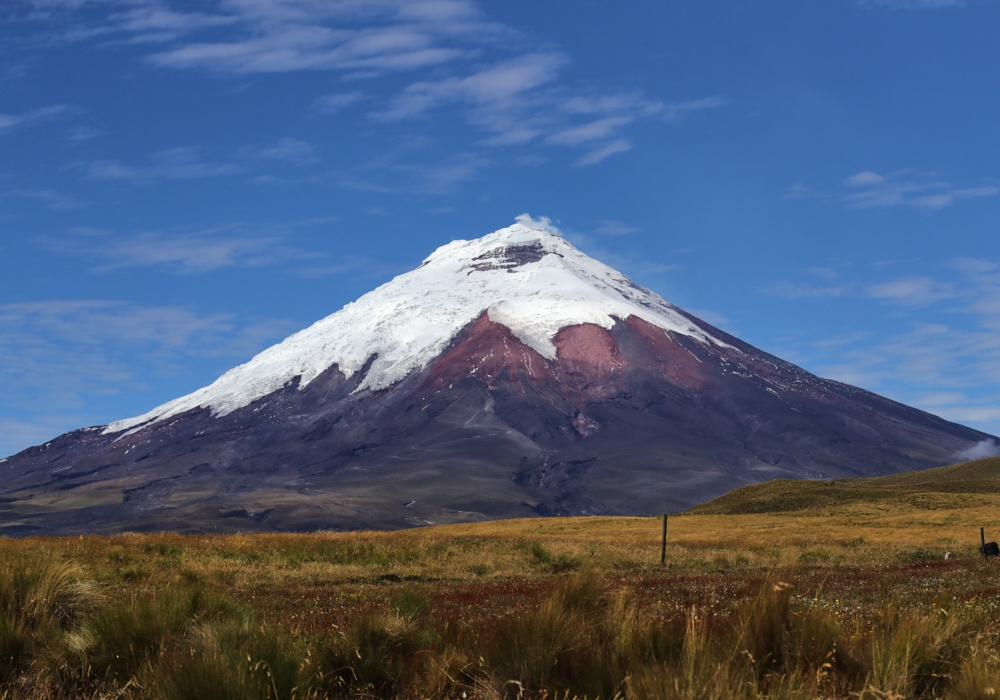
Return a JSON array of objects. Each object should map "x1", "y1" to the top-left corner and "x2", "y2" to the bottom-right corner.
[
  {"x1": 954, "y1": 440, "x2": 1000, "y2": 461},
  {"x1": 842, "y1": 169, "x2": 998, "y2": 210}
]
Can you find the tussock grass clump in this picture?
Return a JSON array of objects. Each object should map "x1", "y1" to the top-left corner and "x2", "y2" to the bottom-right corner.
[
  {"x1": 155, "y1": 619, "x2": 302, "y2": 700},
  {"x1": 487, "y1": 569, "x2": 674, "y2": 698},
  {"x1": 66, "y1": 586, "x2": 243, "y2": 684},
  {"x1": 0, "y1": 553, "x2": 92, "y2": 685},
  {"x1": 313, "y1": 612, "x2": 425, "y2": 697},
  {"x1": 863, "y1": 606, "x2": 976, "y2": 698}
]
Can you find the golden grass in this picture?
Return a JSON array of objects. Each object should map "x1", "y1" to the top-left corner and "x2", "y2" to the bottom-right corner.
[
  {"x1": 1, "y1": 498, "x2": 997, "y2": 591},
  {"x1": 3, "y1": 480, "x2": 1000, "y2": 698}
]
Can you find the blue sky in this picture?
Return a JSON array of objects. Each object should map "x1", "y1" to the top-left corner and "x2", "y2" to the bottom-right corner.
[{"x1": 2, "y1": 0, "x2": 1000, "y2": 458}]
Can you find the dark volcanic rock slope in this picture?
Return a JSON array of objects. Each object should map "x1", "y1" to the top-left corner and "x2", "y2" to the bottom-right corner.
[{"x1": 1, "y1": 220, "x2": 993, "y2": 534}]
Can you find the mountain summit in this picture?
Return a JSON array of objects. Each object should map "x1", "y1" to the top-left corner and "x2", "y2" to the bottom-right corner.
[
  {"x1": 1, "y1": 217, "x2": 993, "y2": 534},
  {"x1": 107, "y1": 215, "x2": 725, "y2": 435}
]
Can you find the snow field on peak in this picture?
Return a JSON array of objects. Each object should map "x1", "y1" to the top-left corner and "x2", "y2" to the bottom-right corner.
[{"x1": 104, "y1": 216, "x2": 727, "y2": 435}]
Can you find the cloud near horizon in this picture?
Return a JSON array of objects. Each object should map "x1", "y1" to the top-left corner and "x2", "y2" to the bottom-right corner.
[
  {"x1": 770, "y1": 256, "x2": 1000, "y2": 437},
  {"x1": 0, "y1": 298, "x2": 297, "y2": 456}
]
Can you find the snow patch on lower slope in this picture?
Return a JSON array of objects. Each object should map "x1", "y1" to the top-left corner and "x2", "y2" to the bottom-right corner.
[{"x1": 105, "y1": 215, "x2": 729, "y2": 435}]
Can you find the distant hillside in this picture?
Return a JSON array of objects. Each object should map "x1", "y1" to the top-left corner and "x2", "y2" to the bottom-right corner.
[{"x1": 686, "y1": 456, "x2": 1000, "y2": 515}]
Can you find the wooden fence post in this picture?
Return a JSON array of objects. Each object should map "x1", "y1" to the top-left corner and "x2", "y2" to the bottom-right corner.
[{"x1": 661, "y1": 514, "x2": 668, "y2": 565}]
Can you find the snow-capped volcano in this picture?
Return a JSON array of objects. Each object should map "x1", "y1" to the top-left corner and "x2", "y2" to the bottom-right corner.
[
  {"x1": 107, "y1": 215, "x2": 725, "y2": 434},
  {"x1": 2, "y1": 217, "x2": 995, "y2": 536}
]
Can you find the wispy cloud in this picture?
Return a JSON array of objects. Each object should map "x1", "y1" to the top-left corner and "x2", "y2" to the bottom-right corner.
[
  {"x1": 378, "y1": 54, "x2": 723, "y2": 164},
  {"x1": 842, "y1": 170, "x2": 998, "y2": 210},
  {"x1": 86, "y1": 146, "x2": 242, "y2": 183},
  {"x1": 313, "y1": 91, "x2": 364, "y2": 113},
  {"x1": 859, "y1": 0, "x2": 964, "y2": 9},
  {"x1": 818, "y1": 321, "x2": 1000, "y2": 424},
  {"x1": 775, "y1": 256, "x2": 1000, "y2": 436},
  {"x1": 26, "y1": 2, "x2": 723, "y2": 170},
  {"x1": 4, "y1": 188, "x2": 84, "y2": 210},
  {"x1": 0, "y1": 300, "x2": 235, "y2": 351},
  {"x1": 66, "y1": 125, "x2": 103, "y2": 141},
  {"x1": 32, "y1": 0, "x2": 499, "y2": 75},
  {"x1": 47, "y1": 225, "x2": 322, "y2": 274},
  {"x1": 866, "y1": 276, "x2": 957, "y2": 305},
  {"x1": 237, "y1": 137, "x2": 318, "y2": 163},
  {"x1": 0, "y1": 104, "x2": 69, "y2": 133},
  {"x1": 783, "y1": 183, "x2": 824, "y2": 201},
  {"x1": 334, "y1": 150, "x2": 490, "y2": 195},
  {"x1": 111, "y1": 5, "x2": 240, "y2": 43},
  {"x1": 767, "y1": 281, "x2": 853, "y2": 299},
  {"x1": 575, "y1": 140, "x2": 632, "y2": 167},
  {"x1": 546, "y1": 117, "x2": 633, "y2": 147},
  {"x1": 376, "y1": 53, "x2": 566, "y2": 125},
  {"x1": 0, "y1": 298, "x2": 297, "y2": 455},
  {"x1": 593, "y1": 220, "x2": 638, "y2": 237}
]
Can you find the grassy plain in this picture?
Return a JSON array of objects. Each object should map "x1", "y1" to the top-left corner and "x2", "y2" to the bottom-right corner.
[{"x1": 4, "y1": 457, "x2": 1000, "y2": 698}]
